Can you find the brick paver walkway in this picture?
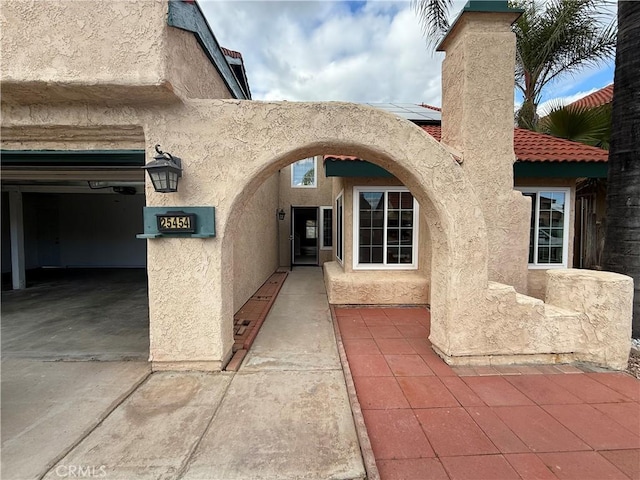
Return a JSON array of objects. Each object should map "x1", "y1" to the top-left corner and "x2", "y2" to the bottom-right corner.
[
  {"x1": 226, "y1": 271, "x2": 288, "y2": 370},
  {"x1": 334, "y1": 306, "x2": 640, "y2": 480}
]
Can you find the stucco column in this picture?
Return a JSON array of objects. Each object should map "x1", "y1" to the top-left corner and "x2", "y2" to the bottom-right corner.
[{"x1": 438, "y1": 4, "x2": 531, "y2": 293}]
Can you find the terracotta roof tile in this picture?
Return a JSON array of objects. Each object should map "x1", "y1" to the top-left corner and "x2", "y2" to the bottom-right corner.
[
  {"x1": 221, "y1": 47, "x2": 243, "y2": 59},
  {"x1": 420, "y1": 104, "x2": 442, "y2": 112},
  {"x1": 324, "y1": 124, "x2": 608, "y2": 164},
  {"x1": 512, "y1": 127, "x2": 608, "y2": 162},
  {"x1": 567, "y1": 84, "x2": 613, "y2": 109}
]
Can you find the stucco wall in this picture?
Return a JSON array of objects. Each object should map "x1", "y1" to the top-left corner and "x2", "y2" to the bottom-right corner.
[
  {"x1": 1, "y1": 99, "x2": 631, "y2": 371},
  {"x1": 165, "y1": 27, "x2": 234, "y2": 100},
  {"x1": 0, "y1": 0, "x2": 171, "y2": 103},
  {"x1": 440, "y1": 12, "x2": 530, "y2": 293},
  {"x1": 19, "y1": 192, "x2": 146, "y2": 269},
  {"x1": 0, "y1": 0, "x2": 236, "y2": 104},
  {"x1": 277, "y1": 156, "x2": 333, "y2": 267},
  {"x1": 233, "y1": 174, "x2": 279, "y2": 312}
]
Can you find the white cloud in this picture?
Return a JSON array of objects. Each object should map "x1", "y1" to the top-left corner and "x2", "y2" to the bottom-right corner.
[
  {"x1": 199, "y1": 0, "x2": 452, "y2": 105},
  {"x1": 200, "y1": 0, "x2": 613, "y2": 108}
]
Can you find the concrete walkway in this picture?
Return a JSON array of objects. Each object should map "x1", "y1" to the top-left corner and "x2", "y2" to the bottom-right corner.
[{"x1": 28, "y1": 268, "x2": 364, "y2": 480}]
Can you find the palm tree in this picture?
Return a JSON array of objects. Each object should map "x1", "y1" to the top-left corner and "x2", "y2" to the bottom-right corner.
[
  {"x1": 413, "y1": 0, "x2": 616, "y2": 129},
  {"x1": 538, "y1": 102, "x2": 611, "y2": 149},
  {"x1": 602, "y1": 1, "x2": 640, "y2": 338}
]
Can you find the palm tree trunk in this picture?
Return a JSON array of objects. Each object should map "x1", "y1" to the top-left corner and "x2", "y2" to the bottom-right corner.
[{"x1": 603, "y1": 1, "x2": 640, "y2": 338}]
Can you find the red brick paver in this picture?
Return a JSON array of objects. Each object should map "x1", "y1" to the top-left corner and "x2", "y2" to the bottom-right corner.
[{"x1": 333, "y1": 306, "x2": 640, "y2": 480}]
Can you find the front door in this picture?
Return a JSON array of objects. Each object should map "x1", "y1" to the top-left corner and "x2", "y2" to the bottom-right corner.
[{"x1": 291, "y1": 207, "x2": 319, "y2": 266}]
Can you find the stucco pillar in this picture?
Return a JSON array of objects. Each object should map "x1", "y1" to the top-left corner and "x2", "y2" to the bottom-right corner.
[
  {"x1": 9, "y1": 189, "x2": 26, "y2": 290},
  {"x1": 438, "y1": 4, "x2": 530, "y2": 293}
]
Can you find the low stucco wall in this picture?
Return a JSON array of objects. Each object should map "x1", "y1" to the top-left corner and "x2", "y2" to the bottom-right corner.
[
  {"x1": 435, "y1": 270, "x2": 633, "y2": 370},
  {"x1": 527, "y1": 269, "x2": 547, "y2": 300},
  {"x1": 546, "y1": 269, "x2": 633, "y2": 370},
  {"x1": 324, "y1": 261, "x2": 429, "y2": 305},
  {"x1": 232, "y1": 174, "x2": 279, "y2": 313}
]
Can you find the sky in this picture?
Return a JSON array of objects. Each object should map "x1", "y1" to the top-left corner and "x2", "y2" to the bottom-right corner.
[{"x1": 199, "y1": 0, "x2": 615, "y2": 111}]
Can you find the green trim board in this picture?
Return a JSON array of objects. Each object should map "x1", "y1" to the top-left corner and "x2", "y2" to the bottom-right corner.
[
  {"x1": 463, "y1": 1, "x2": 523, "y2": 13},
  {"x1": 1, "y1": 150, "x2": 145, "y2": 167},
  {"x1": 514, "y1": 161, "x2": 608, "y2": 179},
  {"x1": 137, "y1": 206, "x2": 216, "y2": 239},
  {"x1": 167, "y1": 1, "x2": 248, "y2": 100},
  {"x1": 325, "y1": 158, "x2": 607, "y2": 179},
  {"x1": 324, "y1": 159, "x2": 394, "y2": 178}
]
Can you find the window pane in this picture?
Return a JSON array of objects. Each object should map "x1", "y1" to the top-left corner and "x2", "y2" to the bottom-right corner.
[
  {"x1": 359, "y1": 247, "x2": 371, "y2": 263},
  {"x1": 291, "y1": 158, "x2": 316, "y2": 187},
  {"x1": 359, "y1": 192, "x2": 384, "y2": 264},
  {"x1": 322, "y1": 208, "x2": 332, "y2": 247},
  {"x1": 536, "y1": 191, "x2": 565, "y2": 265},
  {"x1": 356, "y1": 189, "x2": 416, "y2": 267},
  {"x1": 387, "y1": 210, "x2": 399, "y2": 227},
  {"x1": 385, "y1": 191, "x2": 414, "y2": 266},
  {"x1": 400, "y1": 192, "x2": 413, "y2": 209},
  {"x1": 336, "y1": 197, "x2": 343, "y2": 262},
  {"x1": 523, "y1": 193, "x2": 537, "y2": 264}
]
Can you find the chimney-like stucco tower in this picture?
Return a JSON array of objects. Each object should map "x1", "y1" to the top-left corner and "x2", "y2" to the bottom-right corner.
[{"x1": 438, "y1": 1, "x2": 530, "y2": 293}]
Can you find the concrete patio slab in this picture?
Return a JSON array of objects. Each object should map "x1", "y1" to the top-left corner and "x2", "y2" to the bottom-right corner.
[
  {"x1": 182, "y1": 370, "x2": 364, "y2": 480},
  {"x1": 334, "y1": 306, "x2": 640, "y2": 480},
  {"x1": 42, "y1": 372, "x2": 232, "y2": 480},
  {"x1": 1, "y1": 359, "x2": 150, "y2": 480}
]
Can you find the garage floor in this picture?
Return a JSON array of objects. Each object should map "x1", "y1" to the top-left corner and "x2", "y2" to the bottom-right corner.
[
  {"x1": 1, "y1": 268, "x2": 151, "y2": 480},
  {"x1": 1, "y1": 268, "x2": 149, "y2": 360}
]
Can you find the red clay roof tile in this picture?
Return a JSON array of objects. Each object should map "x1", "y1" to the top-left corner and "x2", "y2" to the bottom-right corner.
[
  {"x1": 567, "y1": 84, "x2": 613, "y2": 109},
  {"x1": 221, "y1": 47, "x2": 243, "y2": 59},
  {"x1": 323, "y1": 124, "x2": 607, "y2": 163}
]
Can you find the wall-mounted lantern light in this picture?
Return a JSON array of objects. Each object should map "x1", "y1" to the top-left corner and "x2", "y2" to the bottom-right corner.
[
  {"x1": 142, "y1": 145, "x2": 183, "y2": 193},
  {"x1": 278, "y1": 208, "x2": 286, "y2": 220}
]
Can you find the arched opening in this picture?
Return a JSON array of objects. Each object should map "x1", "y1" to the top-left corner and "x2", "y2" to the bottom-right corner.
[{"x1": 218, "y1": 103, "x2": 489, "y2": 363}]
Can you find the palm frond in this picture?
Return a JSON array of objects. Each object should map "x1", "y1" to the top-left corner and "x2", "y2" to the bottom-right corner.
[
  {"x1": 412, "y1": 0, "x2": 454, "y2": 49},
  {"x1": 538, "y1": 102, "x2": 611, "y2": 149}
]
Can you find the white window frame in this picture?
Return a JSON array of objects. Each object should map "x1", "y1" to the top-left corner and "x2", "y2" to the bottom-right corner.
[
  {"x1": 336, "y1": 191, "x2": 344, "y2": 264},
  {"x1": 352, "y1": 186, "x2": 419, "y2": 270},
  {"x1": 290, "y1": 157, "x2": 317, "y2": 188},
  {"x1": 320, "y1": 206, "x2": 333, "y2": 250},
  {"x1": 517, "y1": 187, "x2": 571, "y2": 269}
]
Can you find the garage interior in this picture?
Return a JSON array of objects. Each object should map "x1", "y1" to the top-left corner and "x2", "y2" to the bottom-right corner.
[{"x1": 1, "y1": 150, "x2": 149, "y2": 360}]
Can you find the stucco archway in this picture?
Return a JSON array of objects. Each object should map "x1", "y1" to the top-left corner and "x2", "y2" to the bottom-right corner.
[
  {"x1": 143, "y1": 100, "x2": 489, "y2": 369},
  {"x1": 219, "y1": 102, "x2": 489, "y2": 363}
]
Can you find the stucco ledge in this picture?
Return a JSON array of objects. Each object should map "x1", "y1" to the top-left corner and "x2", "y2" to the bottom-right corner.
[{"x1": 323, "y1": 261, "x2": 429, "y2": 305}]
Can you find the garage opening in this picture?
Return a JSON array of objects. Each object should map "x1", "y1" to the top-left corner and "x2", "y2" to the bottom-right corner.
[{"x1": 1, "y1": 149, "x2": 149, "y2": 360}]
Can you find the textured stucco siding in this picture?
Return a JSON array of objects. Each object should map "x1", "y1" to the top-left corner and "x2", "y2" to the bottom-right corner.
[
  {"x1": 1, "y1": 1, "x2": 167, "y2": 88},
  {"x1": 441, "y1": 13, "x2": 530, "y2": 293},
  {"x1": 233, "y1": 174, "x2": 279, "y2": 312},
  {"x1": 164, "y1": 27, "x2": 234, "y2": 100}
]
